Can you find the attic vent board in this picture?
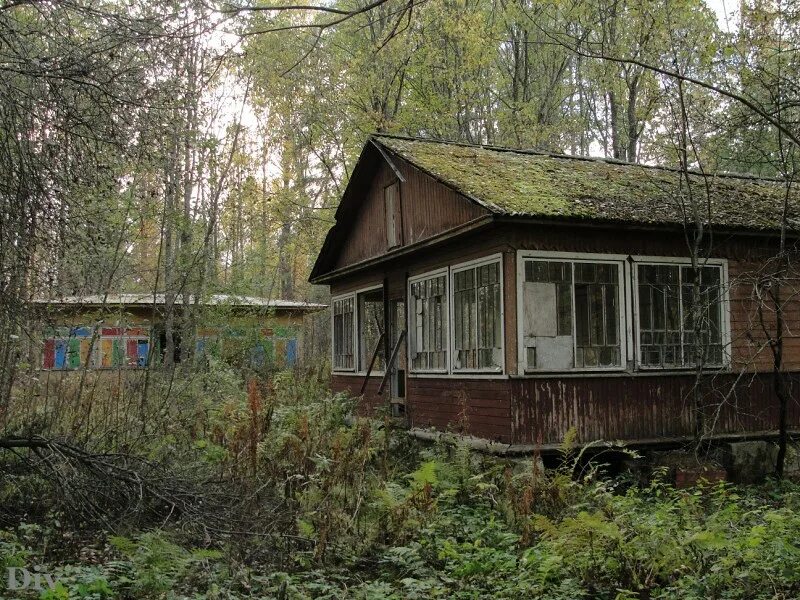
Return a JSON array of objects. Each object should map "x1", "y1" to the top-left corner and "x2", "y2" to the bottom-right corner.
[{"x1": 385, "y1": 181, "x2": 402, "y2": 248}]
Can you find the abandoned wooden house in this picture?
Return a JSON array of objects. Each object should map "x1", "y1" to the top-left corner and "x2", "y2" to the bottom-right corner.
[
  {"x1": 33, "y1": 294, "x2": 325, "y2": 373},
  {"x1": 310, "y1": 134, "x2": 800, "y2": 449}
]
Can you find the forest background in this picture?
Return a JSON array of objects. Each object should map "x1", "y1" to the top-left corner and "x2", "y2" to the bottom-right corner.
[{"x1": 2, "y1": 1, "x2": 800, "y2": 598}]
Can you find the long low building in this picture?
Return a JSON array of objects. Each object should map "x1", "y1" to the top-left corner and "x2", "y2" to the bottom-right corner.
[{"x1": 31, "y1": 293, "x2": 326, "y2": 371}]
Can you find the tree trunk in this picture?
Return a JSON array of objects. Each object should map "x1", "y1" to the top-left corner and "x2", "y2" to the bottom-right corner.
[
  {"x1": 626, "y1": 74, "x2": 640, "y2": 162},
  {"x1": 774, "y1": 279, "x2": 787, "y2": 478}
]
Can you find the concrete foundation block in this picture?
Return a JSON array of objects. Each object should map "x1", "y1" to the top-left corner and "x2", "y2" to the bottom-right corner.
[
  {"x1": 649, "y1": 450, "x2": 727, "y2": 487},
  {"x1": 782, "y1": 443, "x2": 800, "y2": 474},
  {"x1": 722, "y1": 441, "x2": 778, "y2": 484}
]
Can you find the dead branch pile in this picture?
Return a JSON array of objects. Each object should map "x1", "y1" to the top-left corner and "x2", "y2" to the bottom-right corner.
[{"x1": 0, "y1": 436, "x2": 299, "y2": 561}]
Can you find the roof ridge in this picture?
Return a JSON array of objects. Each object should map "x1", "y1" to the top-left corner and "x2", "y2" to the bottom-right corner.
[
  {"x1": 31, "y1": 293, "x2": 326, "y2": 309},
  {"x1": 371, "y1": 133, "x2": 785, "y2": 184}
]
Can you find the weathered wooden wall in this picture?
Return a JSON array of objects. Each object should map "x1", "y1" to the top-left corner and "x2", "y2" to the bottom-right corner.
[
  {"x1": 332, "y1": 374, "x2": 386, "y2": 416},
  {"x1": 334, "y1": 158, "x2": 487, "y2": 270},
  {"x1": 323, "y1": 154, "x2": 800, "y2": 447},
  {"x1": 335, "y1": 371, "x2": 800, "y2": 447},
  {"x1": 331, "y1": 373, "x2": 514, "y2": 442},
  {"x1": 406, "y1": 377, "x2": 513, "y2": 442},
  {"x1": 511, "y1": 372, "x2": 800, "y2": 446}
]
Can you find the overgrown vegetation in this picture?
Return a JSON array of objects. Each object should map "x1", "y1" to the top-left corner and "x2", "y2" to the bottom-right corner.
[{"x1": 2, "y1": 371, "x2": 800, "y2": 599}]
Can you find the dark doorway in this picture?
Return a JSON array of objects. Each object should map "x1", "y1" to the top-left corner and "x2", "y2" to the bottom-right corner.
[{"x1": 389, "y1": 299, "x2": 406, "y2": 416}]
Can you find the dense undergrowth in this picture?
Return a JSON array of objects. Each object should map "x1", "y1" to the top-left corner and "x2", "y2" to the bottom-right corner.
[{"x1": 2, "y1": 367, "x2": 800, "y2": 599}]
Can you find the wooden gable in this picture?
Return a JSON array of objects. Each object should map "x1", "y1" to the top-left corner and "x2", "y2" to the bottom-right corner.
[{"x1": 311, "y1": 141, "x2": 489, "y2": 282}]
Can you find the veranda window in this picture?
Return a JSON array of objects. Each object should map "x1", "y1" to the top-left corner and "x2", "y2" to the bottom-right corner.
[
  {"x1": 358, "y1": 288, "x2": 385, "y2": 372},
  {"x1": 332, "y1": 296, "x2": 355, "y2": 371},
  {"x1": 522, "y1": 258, "x2": 623, "y2": 371},
  {"x1": 637, "y1": 263, "x2": 725, "y2": 367},
  {"x1": 409, "y1": 272, "x2": 448, "y2": 372},
  {"x1": 452, "y1": 259, "x2": 502, "y2": 371}
]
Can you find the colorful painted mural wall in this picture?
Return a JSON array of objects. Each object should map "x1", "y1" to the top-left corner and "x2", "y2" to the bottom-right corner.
[
  {"x1": 195, "y1": 325, "x2": 299, "y2": 369},
  {"x1": 41, "y1": 325, "x2": 299, "y2": 370},
  {"x1": 42, "y1": 327, "x2": 150, "y2": 369}
]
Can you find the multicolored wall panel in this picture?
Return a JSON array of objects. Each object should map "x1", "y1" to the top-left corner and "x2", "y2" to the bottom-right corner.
[
  {"x1": 41, "y1": 326, "x2": 151, "y2": 370},
  {"x1": 42, "y1": 324, "x2": 301, "y2": 371},
  {"x1": 195, "y1": 325, "x2": 300, "y2": 370}
]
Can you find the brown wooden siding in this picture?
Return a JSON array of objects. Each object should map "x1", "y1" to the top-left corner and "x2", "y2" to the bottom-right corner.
[
  {"x1": 396, "y1": 159, "x2": 487, "y2": 246},
  {"x1": 334, "y1": 160, "x2": 487, "y2": 270},
  {"x1": 505, "y1": 222, "x2": 780, "y2": 259},
  {"x1": 331, "y1": 374, "x2": 513, "y2": 443},
  {"x1": 332, "y1": 375, "x2": 385, "y2": 416},
  {"x1": 325, "y1": 214, "x2": 800, "y2": 446},
  {"x1": 727, "y1": 261, "x2": 800, "y2": 372},
  {"x1": 510, "y1": 372, "x2": 800, "y2": 446},
  {"x1": 331, "y1": 227, "x2": 511, "y2": 294},
  {"x1": 335, "y1": 370, "x2": 800, "y2": 447},
  {"x1": 335, "y1": 161, "x2": 391, "y2": 269},
  {"x1": 407, "y1": 377, "x2": 513, "y2": 443}
]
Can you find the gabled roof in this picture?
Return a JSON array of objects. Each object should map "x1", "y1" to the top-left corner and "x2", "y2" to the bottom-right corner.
[
  {"x1": 310, "y1": 134, "x2": 800, "y2": 283},
  {"x1": 375, "y1": 135, "x2": 800, "y2": 230},
  {"x1": 32, "y1": 294, "x2": 326, "y2": 312}
]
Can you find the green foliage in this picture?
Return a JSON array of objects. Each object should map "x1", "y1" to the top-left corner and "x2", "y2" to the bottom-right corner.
[
  {"x1": 5, "y1": 376, "x2": 800, "y2": 599},
  {"x1": 37, "y1": 568, "x2": 113, "y2": 600},
  {"x1": 108, "y1": 532, "x2": 224, "y2": 597},
  {"x1": 0, "y1": 529, "x2": 30, "y2": 570}
]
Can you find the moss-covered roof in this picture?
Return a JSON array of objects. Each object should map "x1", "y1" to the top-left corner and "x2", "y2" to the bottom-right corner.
[{"x1": 374, "y1": 135, "x2": 800, "y2": 232}]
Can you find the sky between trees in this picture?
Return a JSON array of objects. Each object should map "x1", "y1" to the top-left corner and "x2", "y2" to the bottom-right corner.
[{"x1": 1, "y1": 0, "x2": 797, "y2": 310}]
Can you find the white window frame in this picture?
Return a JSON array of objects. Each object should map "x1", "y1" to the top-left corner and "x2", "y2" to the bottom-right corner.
[
  {"x1": 408, "y1": 267, "x2": 450, "y2": 375},
  {"x1": 631, "y1": 256, "x2": 731, "y2": 370},
  {"x1": 331, "y1": 284, "x2": 387, "y2": 375},
  {"x1": 331, "y1": 292, "x2": 357, "y2": 373},
  {"x1": 449, "y1": 253, "x2": 505, "y2": 375},
  {"x1": 516, "y1": 250, "x2": 629, "y2": 374},
  {"x1": 355, "y1": 284, "x2": 386, "y2": 376}
]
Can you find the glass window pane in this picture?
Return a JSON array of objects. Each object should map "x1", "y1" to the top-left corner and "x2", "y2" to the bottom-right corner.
[
  {"x1": 575, "y1": 262, "x2": 621, "y2": 368},
  {"x1": 576, "y1": 262, "x2": 596, "y2": 283},
  {"x1": 333, "y1": 297, "x2": 355, "y2": 370},
  {"x1": 358, "y1": 289, "x2": 384, "y2": 372},
  {"x1": 524, "y1": 259, "x2": 622, "y2": 371},
  {"x1": 641, "y1": 265, "x2": 657, "y2": 284},
  {"x1": 638, "y1": 263, "x2": 724, "y2": 368},
  {"x1": 410, "y1": 274, "x2": 448, "y2": 371},
  {"x1": 589, "y1": 285, "x2": 605, "y2": 346},
  {"x1": 523, "y1": 260, "x2": 573, "y2": 370},
  {"x1": 605, "y1": 285, "x2": 618, "y2": 346},
  {"x1": 701, "y1": 266, "x2": 720, "y2": 285},
  {"x1": 652, "y1": 286, "x2": 665, "y2": 330},
  {"x1": 557, "y1": 283, "x2": 572, "y2": 336},
  {"x1": 575, "y1": 284, "x2": 590, "y2": 347},
  {"x1": 454, "y1": 262, "x2": 501, "y2": 371}
]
